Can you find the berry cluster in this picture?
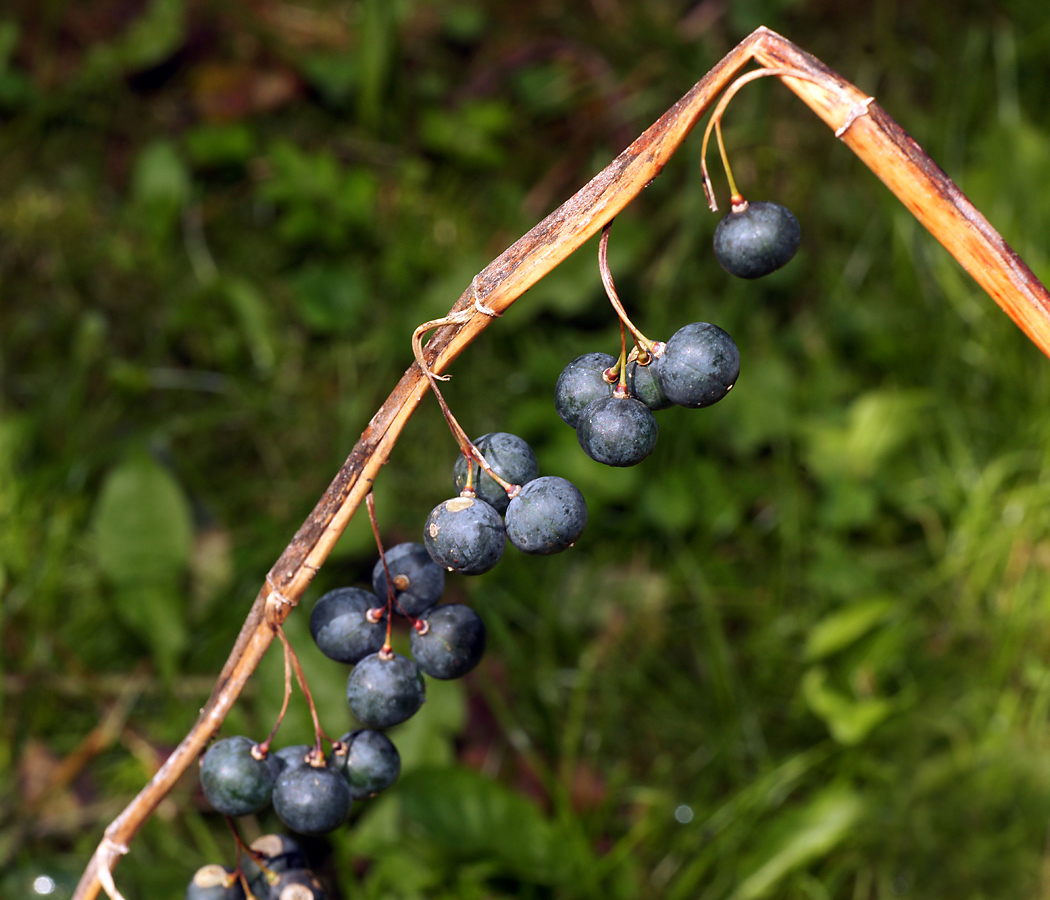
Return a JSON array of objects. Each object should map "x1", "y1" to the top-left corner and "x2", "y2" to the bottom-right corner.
[
  {"x1": 426, "y1": 431, "x2": 588, "y2": 570},
  {"x1": 553, "y1": 218, "x2": 750, "y2": 468},
  {"x1": 187, "y1": 65, "x2": 807, "y2": 899},
  {"x1": 555, "y1": 320, "x2": 741, "y2": 467},
  {"x1": 187, "y1": 834, "x2": 325, "y2": 900}
]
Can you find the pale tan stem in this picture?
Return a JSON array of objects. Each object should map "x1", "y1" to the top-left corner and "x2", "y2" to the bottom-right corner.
[{"x1": 73, "y1": 25, "x2": 1050, "y2": 900}]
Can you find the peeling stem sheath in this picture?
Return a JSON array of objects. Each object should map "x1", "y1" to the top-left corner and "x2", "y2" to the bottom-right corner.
[{"x1": 73, "y1": 25, "x2": 1050, "y2": 900}]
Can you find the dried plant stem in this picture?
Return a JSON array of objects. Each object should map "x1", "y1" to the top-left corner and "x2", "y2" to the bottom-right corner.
[
  {"x1": 75, "y1": 25, "x2": 1050, "y2": 900},
  {"x1": 598, "y1": 220, "x2": 657, "y2": 357}
]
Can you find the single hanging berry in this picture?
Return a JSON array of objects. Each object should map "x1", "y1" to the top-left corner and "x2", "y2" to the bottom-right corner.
[
  {"x1": 330, "y1": 729, "x2": 402, "y2": 799},
  {"x1": 346, "y1": 651, "x2": 427, "y2": 729},
  {"x1": 198, "y1": 735, "x2": 277, "y2": 817},
  {"x1": 424, "y1": 496, "x2": 506, "y2": 575},
  {"x1": 504, "y1": 476, "x2": 588, "y2": 555},
  {"x1": 713, "y1": 200, "x2": 800, "y2": 279},
  {"x1": 372, "y1": 542, "x2": 445, "y2": 617},
  {"x1": 576, "y1": 395, "x2": 659, "y2": 467},
  {"x1": 410, "y1": 603, "x2": 487, "y2": 680},
  {"x1": 309, "y1": 586, "x2": 386, "y2": 664},
  {"x1": 271, "y1": 757, "x2": 353, "y2": 836},
  {"x1": 651, "y1": 322, "x2": 739, "y2": 408},
  {"x1": 554, "y1": 352, "x2": 616, "y2": 427}
]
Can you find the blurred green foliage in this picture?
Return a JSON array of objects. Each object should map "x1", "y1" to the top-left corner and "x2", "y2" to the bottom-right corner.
[{"x1": 3, "y1": 0, "x2": 1050, "y2": 898}]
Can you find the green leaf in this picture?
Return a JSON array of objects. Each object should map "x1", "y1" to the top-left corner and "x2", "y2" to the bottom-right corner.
[
  {"x1": 85, "y1": 0, "x2": 186, "y2": 76},
  {"x1": 805, "y1": 389, "x2": 929, "y2": 481},
  {"x1": 801, "y1": 667, "x2": 893, "y2": 745},
  {"x1": 395, "y1": 766, "x2": 583, "y2": 884},
  {"x1": 804, "y1": 597, "x2": 896, "y2": 661},
  {"x1": 731, "y1": 787, "x2": 865, "y2": 900},
  {"x1": 93, "y1": 454, "x2": 193, "y2": 587}
]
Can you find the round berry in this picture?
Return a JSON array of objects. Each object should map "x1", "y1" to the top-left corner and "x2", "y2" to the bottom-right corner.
[
  {"x1": 269, "y1": 870, "x2": 329, "y2": 900},
  {"x1": 713, "y1": 200, "x2": 800, "y2": 279},
  {"x1": 453, "y1": 432, "x2": 539, "y2": 514},
  {"x1": 331, "y1": 729, "x2": 402, "y2": 799},
  {"x1": 576, "y1": 396, "x2": 658, "y2": 467},
  {"x1": 347, "y1": 652, "x2": 426, "y2": 729},
  {"x1": 410, "y1": 604, "x2": 486, "y2": 680},
  {"x1": 199, "y1": 736, "x2": 276, "y2": 817},
  {"x1": 186, "y1": 865, "x2": 245, "y2": 900},
  {"x1": 371, "y1": 542, "x2": 445, "y2": 617},
  {"x1": 651, "y1": 322, "x2": 739, "y2": 408},
  {"x1": 309, "y1": 587, "x2": 386, "y2": 665},
  {"x1": 625, "y1": 359, "x2": 672, "y2": 411},
  {"x1": 424, "y1": 496, "x2": 506, "y2": 575},
  {"x1": 271, "y1": 744, "x2": 315, "y2": 775},
  {"x1": 272, "y1": 760, "x2": 352, "y2": 836},
  {"x1": 554, "y1": 352, "x2": 616, "y2": 427},
  {"x1": 504, "y1": 476, "x2": 587, "y2": 555}
]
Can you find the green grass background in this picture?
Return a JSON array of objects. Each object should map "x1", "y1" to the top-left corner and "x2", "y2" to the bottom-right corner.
[{"x1": 3, "y1": 0, "x2": 1050, "y2": 897}]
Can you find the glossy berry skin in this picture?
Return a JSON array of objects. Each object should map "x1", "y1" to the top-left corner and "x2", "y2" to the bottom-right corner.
[
  {"x1": 424, "y1": 496, "x2": 505, "y2": 575},
  {"x1": 186, "y1": 865, "x2": 245, "y2": 900},
  {"x1": 371, "y1": 542, "x2": 445, "y2": 617},
  {"x1": 504, "y1": 476, "x2": 587, "y2": 555},
  {"x1": 270, "y1": 870, "x2": 329, "y2": 900},
  {"x1": 651, "y1": 323, "x2": 740, "y2": 408},
  {"x1": 347, "y1": 652, "x2": 426, "y2": 729},
  {"x1": 713, "y1": 200, "x2": 800, "y2": 279},
  {"x1": 199, "y1": 736, "x2": 276, "y2": 817},
  {"x1": 309, "y1": 587, "x2": 385, "y2": 665},
  {"x1": 554, "y1": 352, "x2": 616, "y2": 427},
  {"x1": 576, "y1": 396, "x2": 659, "y2": 467},
  {"x1": 272, "y1": 760, "x2": 352, "y2": 836},
  {"x1": 453, "y1": 432, "x2": 539, "y2": 514},
  {"x1": 625, "y1": 359, "x2": 672, "y2": 411},
  {"x1": 331, "y1": 729, "x2": 402, "y2": 799},
  {"x1": 410, "y1": 604, "x2": 486, "y2": 680}
]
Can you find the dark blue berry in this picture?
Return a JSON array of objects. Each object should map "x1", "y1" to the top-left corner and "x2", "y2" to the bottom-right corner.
[
  {"x1": 554, "y1": 352, "x2": 616, "y2": 427},
  {"x1": 272, "y1": 760, "x2": 352, "y2": 835},
  {"x1": 309, "y1": 587, "x2": 385, "y2": 664},
  {"x1": 576, "y1": 396, "x2": 658, "y2": 467},
  {"x1": 199, "y1": 736, "x2": 276, "y2": 817},
  {"x1": 186, "y1": 865, "x2": 245, "y2": 900},
  {"x1": 347, "y1": 652, "x2": 426, "y2": 729},
  {"x1": 651, "y1": 322, "x2": 739, "y2": 408},
  {"x1": 371, "y1": 542, "x2": 445, "y2": 617},
  {"x1": 424, "y1": 496, "x2": 506, "y2": 575},
  {"x1": 625, "y1": 359, "x2": 673, "y2": 411},
  {"x1": 453, "y1": 432, "x2": 539, "y2": 514},
  {"x1": 331, "y1": 729, "x2": 402, "y2": 799},
  {"x1": 713, "y1": 200, "x2": 800, "y2": 279},
  {"x1": 410, "y1": 604, "x2": 486, "y2": 680},
  {"x1": 504, "y1": 476, "x2": 587, "y2": 555}
]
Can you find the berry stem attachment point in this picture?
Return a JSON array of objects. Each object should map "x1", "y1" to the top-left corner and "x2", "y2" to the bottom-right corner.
[
  {"x1": 701, "y1": 66, "x2": 825, "y2": 211},
  {"x1": 412, "y1": 315, "x2": 520, "y2": 501},
  {"x1": 598, "y1": 220, "x2": 658, "y2": 357}
]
